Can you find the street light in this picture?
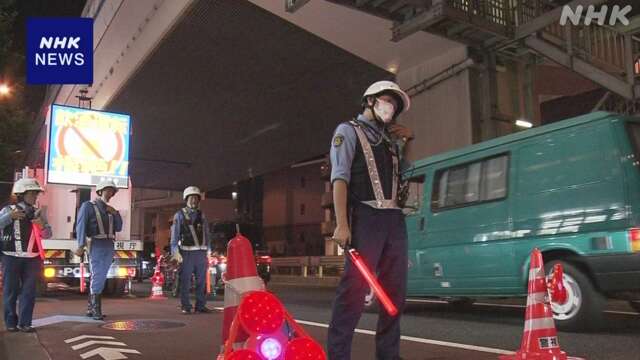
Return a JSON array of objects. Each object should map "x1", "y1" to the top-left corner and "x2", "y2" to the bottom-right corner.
[{"x1": 0, "y1": 83, "x2": 10, "y2": 96}]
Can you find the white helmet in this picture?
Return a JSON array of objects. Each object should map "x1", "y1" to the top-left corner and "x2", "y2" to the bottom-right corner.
[
  {"x1": 96, "y1": 180, "x2": 118, "y2": 195},
  {"x1": 12, "y1": 178, "x2": 44, "y2": 195},
  {"x1": 183, "y1": 186, "x2": 202, "y2": 201},
  {"x1": 362, "y1": 80, "x2": 411, "y2": 115}
]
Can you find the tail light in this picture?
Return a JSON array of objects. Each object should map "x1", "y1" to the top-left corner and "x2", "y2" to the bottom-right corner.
[
  {"x1": 257, "y1": 256, "x2": 272, "y2": 264},
  {"x1": 630, "y1": 228, "x2": 640, "y2": 252}
]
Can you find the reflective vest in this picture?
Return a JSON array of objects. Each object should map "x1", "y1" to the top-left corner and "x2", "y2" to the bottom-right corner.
[
  {"x1": 347, "y1": 120, "x2": 400, "y2": 209},
  {"x1": 178, "y1": 208, "x2": 207, "y2": 251},
  {"x1": 90, "y1": 201, "x2": 115, "y2": 240},
  {"x1": 1, "y1": 205, "x2": 40, "y2": 258}
]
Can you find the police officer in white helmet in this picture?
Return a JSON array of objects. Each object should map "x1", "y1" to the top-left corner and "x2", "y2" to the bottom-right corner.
[
  {"x1": 327, "y1": 80, "x2": 414, "y2": 360},
  {"x1": 0, "y1": 178, "x2": 51, "y2": 332},
  {"x1": 74, "y1": 180, "x2": 122, "y2": 320},
  {"x1": 170, "y1": 186, "x2": 212, "y2": 314}
]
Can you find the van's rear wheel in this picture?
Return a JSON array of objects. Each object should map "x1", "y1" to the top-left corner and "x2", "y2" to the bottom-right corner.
[
  {"x1": 629, "y1": 300, "x2": 640, "y2": 313},
  {"x1": 544, "y1": 260, "x2": 604, "y2": 331},
  {"x1": 104, "y1": 279, "x2": 126, "y2": 297}
]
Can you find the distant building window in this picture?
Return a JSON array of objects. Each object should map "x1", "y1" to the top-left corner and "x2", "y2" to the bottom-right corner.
[
  {"x1": 300, "y1": 176, "x2": 306, "y2": 188},
  {"x1": 300, "y1": 203, "x2": 306, "y2": 216}
]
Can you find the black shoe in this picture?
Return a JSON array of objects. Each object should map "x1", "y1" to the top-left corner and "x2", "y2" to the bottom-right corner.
[
  {"x1": 6, "y1": 326, "x2": 18, "y2": 332},
  {"x1": 195, "y1": 307, "x2": 212, "y2": 313},
  {"x1": 17, "y1": 326, "x2": 35, "y2": 333},
  {"x1": 181, "y1": 308, "x2": 192, "y2": 314},
  {"x1": 91, "y1": 294, "x2": 105, "y2": 320}
]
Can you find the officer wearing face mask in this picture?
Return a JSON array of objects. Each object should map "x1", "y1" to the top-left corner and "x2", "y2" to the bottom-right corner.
[
  {"x1": 327, "y1": 80, "x2": 414, "y2": 360},
  {"x1": 170, "y1": 186, "x2": 212, "y2": 314}
]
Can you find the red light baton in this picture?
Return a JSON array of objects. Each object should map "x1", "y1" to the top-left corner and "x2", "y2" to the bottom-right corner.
[
  {"x1": 347, "y1": 247, "x2": 398, "y2": 317},
  {"x1": 80, "y1": 262, "x2": 86, "y2": 293}
]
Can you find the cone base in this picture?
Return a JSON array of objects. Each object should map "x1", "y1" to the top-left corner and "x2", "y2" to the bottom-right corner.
[{"x1": 499, "y1": 351, "x2": 585, "y2": 360}]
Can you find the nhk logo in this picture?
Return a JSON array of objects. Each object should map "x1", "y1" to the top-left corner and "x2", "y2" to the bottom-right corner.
[
  {"x1": 27, "y1": 18, "x2": 93, "y2": 84},
  {"x1": 560, "y1": 5, "x2": 632, "y2": 26}
]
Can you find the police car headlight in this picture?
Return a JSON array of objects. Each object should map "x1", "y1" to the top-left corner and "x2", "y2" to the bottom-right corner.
[
  {"x1": 117, "y1": 268, "x2": 128, "y2": 277},
  {"x1": 44, "y1": 268, "x2": 55, "y2": 278}
]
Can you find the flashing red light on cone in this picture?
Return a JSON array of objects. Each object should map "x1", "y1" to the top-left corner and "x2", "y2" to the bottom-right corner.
[
  {"x1": 548, "y1": 264, "x2": 567, "y2": 305},
  {"x1": 347, "y1": 248, "x2": 398, "y2": 317},
  {"x1": 500, "y1": 249, "x2": 583, "y2": 360},
  {"x1": 227, "y1": 349, "x2": 263, "y2": 360},
  {"x1": 238, "y1": 291, "x2": 285, "y2": 335},
  {"x1": 285, "y1": 338, "x2": 326, "y2": 360}
]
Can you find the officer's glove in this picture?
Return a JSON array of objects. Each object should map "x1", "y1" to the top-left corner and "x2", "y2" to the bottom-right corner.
[
  {"x1": 172, "y1": 252, "x2": 183, "y2": 264},
  {"x1": 74, "y1": 247, "x2": 85, "y2": 257}
]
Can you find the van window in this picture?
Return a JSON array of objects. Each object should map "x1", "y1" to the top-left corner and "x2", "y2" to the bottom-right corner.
[
  {"x1": 432, "y1": 154, "x2": 508, "y2": 211},
  {"x1": 626, "y1": 122, "x2": 640, "y2": 156}
]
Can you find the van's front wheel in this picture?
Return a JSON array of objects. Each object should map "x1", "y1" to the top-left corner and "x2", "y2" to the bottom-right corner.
[{"x1": 545, "y1": 260, "x2": 604, "y2": 331}]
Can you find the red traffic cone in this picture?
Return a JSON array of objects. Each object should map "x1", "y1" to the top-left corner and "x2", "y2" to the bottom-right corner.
[
  {"x1": 149, "y1": 255, "x2": 167, "y2": 300},
  {"x1": 500, "y1": 249, "x2": 583, "y2": 360},
  {"x1": 220, "y1": 233, "x2": 265, "y2": 356}
]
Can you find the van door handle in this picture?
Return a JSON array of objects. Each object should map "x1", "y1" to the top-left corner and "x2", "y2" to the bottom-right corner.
[{"x1": 419, "y1": 217, "x2": 425, "y2": 231}]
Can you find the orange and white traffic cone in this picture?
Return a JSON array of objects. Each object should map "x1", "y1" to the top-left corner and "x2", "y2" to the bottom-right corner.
[
  {"x1": 149, "y1": 255, "x2": 167, "y2": 300},
  {"x1": 219, "y1": 232, "x2": 265, "y2": 358},
  {"x1": 500, "y1": 248, "x2": 583, "y2": 360}
]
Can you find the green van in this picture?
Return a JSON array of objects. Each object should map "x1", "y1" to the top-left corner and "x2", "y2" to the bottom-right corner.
[{"x1": 399, "y1": 111, "x2": 640, "y2": 331}]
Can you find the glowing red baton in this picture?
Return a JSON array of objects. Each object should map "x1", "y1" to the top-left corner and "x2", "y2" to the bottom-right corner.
[
  {"x1": 347, "y1": 248, "x2": 398, "y2": 317},
  {"x1": 80, "y1": 261, "x2": 86, "y2": 293}
]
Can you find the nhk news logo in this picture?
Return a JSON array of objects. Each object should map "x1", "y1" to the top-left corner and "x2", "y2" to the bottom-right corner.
[
  {"x1": 560, "y1": 5, "x2": 632, "y2": 26},
  {"x1": 27, "y1": 17, "x2": 93, "y2": 84}
]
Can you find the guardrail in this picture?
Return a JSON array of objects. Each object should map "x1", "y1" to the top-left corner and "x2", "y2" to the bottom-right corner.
[{"x1": 271, "y1": 256, "x2": 345, "y2": 278}]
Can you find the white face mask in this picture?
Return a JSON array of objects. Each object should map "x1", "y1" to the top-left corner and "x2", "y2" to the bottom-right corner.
[{"x1": 373, "y1": 99, "x2": 395, "y2": 123}]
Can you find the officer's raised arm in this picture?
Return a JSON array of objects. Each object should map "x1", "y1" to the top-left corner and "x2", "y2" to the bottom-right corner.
[{"x1": 170, "y1": 212, "x2": 181, "y2": 256}]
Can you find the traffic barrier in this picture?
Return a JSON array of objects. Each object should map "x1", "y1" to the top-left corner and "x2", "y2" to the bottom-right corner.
[{"x1": 500, "y1": 248, "x2": 583, "y2": 360}]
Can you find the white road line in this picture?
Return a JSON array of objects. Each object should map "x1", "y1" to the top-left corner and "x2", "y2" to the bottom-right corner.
[
  {"x1": 295, "y1": 320, "x2": 514, "y2": 355},
  {"x1": 406, "y1": 299, "x2": 640, "y2": 316},
  {"x1": 65, "y1": 335, "x2": 116, "y2": 343}
]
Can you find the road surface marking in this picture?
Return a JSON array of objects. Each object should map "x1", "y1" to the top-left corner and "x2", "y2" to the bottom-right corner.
[
  {"x1": 295, "y1": 319, "x2": 514, "y2": 355},
  {"x1": 80, "y1": 347, "x2": 141, "y2": 360},
  {"x1": 65, "y1": 335, "x2": 116, "y2": 343},
  {"x1": 72, "y1": 340, "x2": 127, "y2": 350},
  {"x1": 33, "y1": 315, "x2": 104, "y2": 328}
]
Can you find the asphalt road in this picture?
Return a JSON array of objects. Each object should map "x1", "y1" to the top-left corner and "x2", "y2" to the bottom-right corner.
[{"x1": 0, "y1": 282, "x2": 638, "y2": 360}]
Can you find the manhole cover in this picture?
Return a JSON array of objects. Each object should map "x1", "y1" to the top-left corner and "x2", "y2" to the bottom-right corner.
[{"x1": 102, "y1": 320, "x2": 185, "y2": 331}]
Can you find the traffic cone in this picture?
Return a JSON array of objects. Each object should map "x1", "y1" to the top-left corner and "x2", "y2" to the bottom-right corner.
[
  {"x1": 500, "y1": 249, "x2": 583, "y2": 360},
  {"x1": 219, "y1": 232, "x2": 265, "y2": 357},
  {"x1": 222, "y1": 290, "x2": 326, "y2": 360},
  {"x1": 149, "y1": 255, "x2": 167, "y2": 300}
]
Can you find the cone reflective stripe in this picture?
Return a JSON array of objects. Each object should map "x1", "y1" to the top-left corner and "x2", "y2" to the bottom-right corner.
[
  {"x1": 221, "y1": 233, "x2": 265, "y2": 356},
  {"x1": 347, "y1": 248, "x2": 398, "y2": 317},
  {"x1": 500, "y1": 249, "x2": 584, "y2": 360}
]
